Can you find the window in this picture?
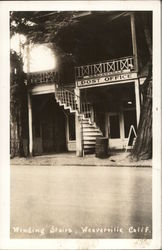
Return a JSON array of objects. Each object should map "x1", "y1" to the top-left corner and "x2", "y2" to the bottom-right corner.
[
  {"x1": 109, "y1": 115, "x2": 120, "y2": 139},
  {"x1": 68, "y1": 115, "x2": 76, "y2": 141}
]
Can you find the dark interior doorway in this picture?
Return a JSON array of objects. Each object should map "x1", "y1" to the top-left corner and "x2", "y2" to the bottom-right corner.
[{"x1": 32, "y1": 94, "x2": 67, "y2": 155}]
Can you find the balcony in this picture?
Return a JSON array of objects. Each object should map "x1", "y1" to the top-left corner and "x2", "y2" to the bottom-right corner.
[
  {"x1": 75, "y1": 56, "x2": 137, "y2": 87},
  {"x1": 26, "y1": 69, "x2": 58, "y2": 86}
]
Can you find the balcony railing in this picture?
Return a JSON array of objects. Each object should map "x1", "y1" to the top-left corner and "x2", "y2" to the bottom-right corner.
[
  {"x1": 27, "y1": 69, "x2": 58, "y2": 85},
  {"x1": 75, "y1": 56, "x2": 135, "y2": 81}
]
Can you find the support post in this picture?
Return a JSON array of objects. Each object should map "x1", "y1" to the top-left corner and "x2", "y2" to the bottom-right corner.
[
  {"x1": 134, "y1": 80, "x2": 141, "y2": 127},
  {"x1": 75, "y1": 115, "x2": 83, "y2": 157},
  {"x1": 130, "y1": 13, "x2": 138, "y2": 72},
  {"x1": 75, "y1": 87, "x2": 83, "y2": 157},
  {"x1": 28, "y1": 92, "x2": 33, "y2": 156},
  {"x1": 26, "y1": 41, "x2": 33, "y2": 156}
]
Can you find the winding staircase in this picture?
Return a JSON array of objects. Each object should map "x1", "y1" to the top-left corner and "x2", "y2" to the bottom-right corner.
[{"x1": 55, "y1": 85, "x2": 103, "y2": 154}]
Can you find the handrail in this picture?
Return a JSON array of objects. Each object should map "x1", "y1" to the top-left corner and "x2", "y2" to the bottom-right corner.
[{"x1": 55, "y1": 84, "x2": 92, "y2": 120}]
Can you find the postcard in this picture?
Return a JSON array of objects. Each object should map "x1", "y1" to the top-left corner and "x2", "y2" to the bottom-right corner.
[{"x1": 0, "y1": 1, "x2": 161, "y2": 249}]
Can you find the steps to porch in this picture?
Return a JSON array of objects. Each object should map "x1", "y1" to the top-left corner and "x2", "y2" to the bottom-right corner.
[
  {"x1": 82, "y1": 118, "x2": 103, "y2": 154},
  {"x1": 55, "y1": 85, "x2": 103, "y2": 155}
]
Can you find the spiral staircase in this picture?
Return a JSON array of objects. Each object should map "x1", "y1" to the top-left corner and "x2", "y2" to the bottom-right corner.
[{"x1": 55, "y1": 85, "x2": 103, "y2": 154}]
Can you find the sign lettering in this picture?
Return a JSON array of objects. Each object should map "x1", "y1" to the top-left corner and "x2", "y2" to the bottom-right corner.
[{"x1": 77, "y1": 73, "x2": 137, "y2": 87}]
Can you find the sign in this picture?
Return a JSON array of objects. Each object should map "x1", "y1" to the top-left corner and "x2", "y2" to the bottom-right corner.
[
  {"x1": 125, "y1": 125, "x2": 137, "y2": 152},
  {"x1": 77, "y1": 72, "x2": 137, "y2": 87}
]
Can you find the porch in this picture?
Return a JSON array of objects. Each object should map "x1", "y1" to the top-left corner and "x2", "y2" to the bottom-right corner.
[
  {"x1": 75, "y1": 55, "x2": 137, "y2": 87},
  {"x1": 26, "y1": 52, "x2": 140, "y2": 157}
]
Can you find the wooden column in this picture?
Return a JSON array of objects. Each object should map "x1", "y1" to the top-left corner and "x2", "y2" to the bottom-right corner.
[
  {"x1": 28, "y1": 92, "x2": 33, "y2": 156},
  {"x1": 26, "y1": 42, "x2": 33, "y2": 156},
  {"x1": 130, "y1": 13, "x2": 138, "y2": 72},
  {"x1": 75, "y1": 87, "x2": 83, "y2": 157},
  {"x1": 134, "y1": 80, "x2": 140, "y2": 127}
]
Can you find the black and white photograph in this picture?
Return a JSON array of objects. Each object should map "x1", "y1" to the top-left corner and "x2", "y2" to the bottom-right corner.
[{"x1": 0, "y1": 1, "x2": 161, "y2": 249}]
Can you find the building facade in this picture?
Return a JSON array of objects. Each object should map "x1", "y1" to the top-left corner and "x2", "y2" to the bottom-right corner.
[{"x1": 25, "y1": 11, "x2": 152, "y2": 157}]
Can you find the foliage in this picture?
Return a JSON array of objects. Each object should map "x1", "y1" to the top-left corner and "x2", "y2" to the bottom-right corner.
[
  {"x1": 131, "y1": 64, "x2": 152, "y2": 160},
  {"x1": 10, "y1": 11, "x2": 77, "y2": 43},
  {"x1": 10, "y1": 50, "x2": 28, "y2": 157}
]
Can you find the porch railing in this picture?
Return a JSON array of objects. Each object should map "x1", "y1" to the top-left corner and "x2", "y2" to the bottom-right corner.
[
  {"x1": 75, "y1": 56, "x2": 135, "y2": 80},
  {"x1": 27, "y1": 69, "x2": 58, "y2": 85}
]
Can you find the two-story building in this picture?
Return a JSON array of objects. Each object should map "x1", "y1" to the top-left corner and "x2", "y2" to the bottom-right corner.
[{"x1": 25, "y1": 11, "x2": 152, "y2": 157}]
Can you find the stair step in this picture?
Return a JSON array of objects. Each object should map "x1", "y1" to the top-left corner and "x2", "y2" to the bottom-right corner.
[
  {"x1": 82, "y1": 121, "x2": 92, "y2": 125},
  {"x1": 84, "y1": 149, "x2": 95, "y2": 155},
  {"x1": 83, "y1": 137, "x2": 96, "y2": 141},
  {"x1": 83, "y1": 131, "x2": 102, "y2": 136},
  {"x1": 82, "y1": 124, "x2": 96, "y2": 128},
  {"x1": 83, "y1": 128, "x2": 102, "y2": 134},
  {"x1": 83, "y1": 127, "x2": 101, "y2": 132},
  {"x1": 83, "y1": 141, "x2": 96, "y2": 146},
  {"x1": 84, "y1": 145, "x2": 95, "y2": 149},
  {"x1": 83, "y1": 134, "x2": 102, "y2": 138},
  {"x1": 82, "y1": 119, "x2": 90, "y2": 122}
]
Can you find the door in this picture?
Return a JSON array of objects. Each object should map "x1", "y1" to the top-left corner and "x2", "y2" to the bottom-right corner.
[
  {"x1": 107, "y1": 113, "x2": 123, "y2": 149},
  {"x1": 66, "y1": 114, "x2": 76, "y2": 151},
  {"x1": 33, "y1": 119, "x2": 43, "y2": 155}
]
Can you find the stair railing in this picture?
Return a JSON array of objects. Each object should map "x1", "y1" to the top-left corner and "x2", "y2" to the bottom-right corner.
[
  {"x1": 55, "y1": 84, "x2": 92, "y2": 120},
  {"x1": 80, "y1": 102, "x2": 91, "y2": 119},
  {"x1": 55, "y1": 85, "x2": 78, "y2": 112}
]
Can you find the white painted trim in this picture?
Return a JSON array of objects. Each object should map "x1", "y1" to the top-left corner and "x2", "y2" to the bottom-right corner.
[
  {"x1": 77, "y1": 73, "x2": 138, "y2": 89},
  {"x1": 27, "y1": 92, "x2": 33, "y2": 156},
  {"x1": 67, "y1": 141, "x2": 76, "y2": 151},
  {"x1": 134, "y1": 79, "x2": 141, "y2": 126},
  {"x1": 120, "y1": 112, "x2": 125, "y2": 140},
  {"x1": 130, "y1": 13, "x2": 138, "y2": 71},
  {"x1": 29, "y1": 83, "x2": 55, "y2": 95}
]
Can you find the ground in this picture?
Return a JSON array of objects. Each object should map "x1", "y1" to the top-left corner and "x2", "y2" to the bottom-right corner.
[
  {"x1": 10, "y1": 151, "x2": 152, "y2": 167},
  {"x1": 10, "y1": 161, "x2": 152, "y2": 239}
]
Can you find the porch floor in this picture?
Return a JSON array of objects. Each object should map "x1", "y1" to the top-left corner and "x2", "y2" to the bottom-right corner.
[{"x1": 11, "y1": 151, "x2": 152, "y2": 167}]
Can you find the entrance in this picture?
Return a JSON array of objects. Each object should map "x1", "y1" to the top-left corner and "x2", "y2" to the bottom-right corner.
[
  {"x1": 66, "y1": 113, "x2": 76, "y2": 151},
  {"x1": 107, "y1": 112, "x2": 124, "y2": 149},
  {"x1": 32, "y1": 94, "x2": 67, "y2": 155},
  {"x1": 107, "y1": 107, "x2": 137, "y2": 149}
]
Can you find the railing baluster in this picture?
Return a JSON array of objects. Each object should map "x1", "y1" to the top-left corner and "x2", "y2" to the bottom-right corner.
[
  {"x1": 56, "y1": 84, "x2": 92, "y2": 123},
  {"x1": 87, "y1": 66, "x2": 90, "y2": 76},
  {"x1": 67, "y1": 91, "x2": 70, "y2": 107},
  {"x1": 116, "y1": 60, "x2": 119, "y2": 72},
  {"x1": 103, "y1": 63, "x2": 106, "y2": 74},
  {"x1": 27, "y1": 69, "x2": 58, "y2": 85},
  {"x1": 75, "y1": 56, "x2": 135, "y2": 80}
]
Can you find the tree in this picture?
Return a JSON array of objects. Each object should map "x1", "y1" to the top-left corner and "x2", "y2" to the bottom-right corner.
[
  {"x1": 10, "y1": 50, "x2": 27, "y2": 157},
  {"x1": 131, "y1": 12, "x2": 152, "y2": 160}
]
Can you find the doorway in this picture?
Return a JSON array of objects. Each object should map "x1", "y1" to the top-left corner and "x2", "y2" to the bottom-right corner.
[
  {"x1": 66, "y1": 113, "x2": 76, "y2": 151},
  {"x1": 107, "y1": 112, "x2": 124, "y2": 149},
  {"x1": 107, "y1": 108, "x2": 137, "y2": 149},
  {"x1": 32, "y1": 94, "x2": 67, "y2": 155}
]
